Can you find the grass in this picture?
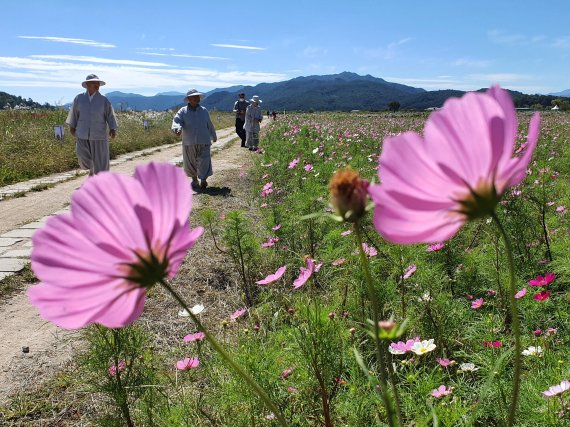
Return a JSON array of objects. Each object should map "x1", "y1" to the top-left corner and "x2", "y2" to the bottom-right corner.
[
  {"x1": 0, "y1": 264, "x2": 36, "y2": 301},
  {"x1": 0, "y1": 109, "x2": 235, "y2": 186},
  {"x1": 2, "y1": 110, "x2": 569, "y2": 426}
]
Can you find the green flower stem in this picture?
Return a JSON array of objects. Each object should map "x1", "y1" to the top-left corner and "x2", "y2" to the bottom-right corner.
[
  {"x1": 491, "y1": 212, "x2": 522, "y2": 427},
  {"x1": 160, "y1": 280, "x2": 288, "y2": 427},
  {"x1": 354, "y1": 222, "x2": 401, "y2": 427}
]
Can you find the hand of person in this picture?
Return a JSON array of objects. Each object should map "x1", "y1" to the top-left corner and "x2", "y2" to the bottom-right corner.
[
  {"x1": 109, "y1": 129, "x2": 117, "y2": 139},
  {"x1": 70, "y1": 128, "x2": 76, "y2": 136}
]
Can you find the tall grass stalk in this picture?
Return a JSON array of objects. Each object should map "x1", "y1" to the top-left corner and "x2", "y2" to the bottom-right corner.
[
  {"x1": 491, "y1": 212, "x2": 522, "y2": 427},
  {"x1": 160, "y1": 279, "x2": 289, "y2": 427},
  {"x1": 354, "y1": 221, "x2": 402, "y2": 427}
]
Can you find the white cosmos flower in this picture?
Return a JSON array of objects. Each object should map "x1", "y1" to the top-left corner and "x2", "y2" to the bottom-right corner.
[
  {"x1": 458, "y1": 363, "x2": 479, "y2": 372},
  {"x1": 178, "y1": 304, "x2": 205, "y2": 317},
  {"x1": 522, "y1": 346, "x2": 543, "y2": 357},
  {"x1": 410, "y1": 339, "x2": 436, "y2": 355}
]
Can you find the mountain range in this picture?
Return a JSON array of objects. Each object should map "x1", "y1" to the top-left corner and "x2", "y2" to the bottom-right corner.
[
  {"x1": 4, "y1": 72, "x2": 567, "y2": 111},
  {"x1": 101, "y1": 72, "x2": 568, "y2": 112}
]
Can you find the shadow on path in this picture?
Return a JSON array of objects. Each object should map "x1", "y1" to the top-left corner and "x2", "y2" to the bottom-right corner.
[{"x1": 195, "y1": 186, "x2": 232, "y2": 197}]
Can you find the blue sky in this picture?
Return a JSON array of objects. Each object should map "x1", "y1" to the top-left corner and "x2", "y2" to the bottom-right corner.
[{"x1": 1, "y1": 0, "x2": 569, "y2": 105}]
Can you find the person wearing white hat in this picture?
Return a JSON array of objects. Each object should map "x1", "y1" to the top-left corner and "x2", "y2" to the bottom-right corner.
[
  {"x1": 171, "y1": 89, "x2": 217, "y2": 190},
  {"x1": 66, "y1": 74, "x2": 118, "y2": 176},
  {"x1": 243, "y1": 95, "x2": 263, "y2": 151}
]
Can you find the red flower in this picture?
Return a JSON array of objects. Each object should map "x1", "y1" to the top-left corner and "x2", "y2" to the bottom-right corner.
[
  {"x1": 528, "y1": 272, "x2": 556, "y2": 287},
  {"x1": 533, "y1": 291, "x2": 551, "y2": 301}
]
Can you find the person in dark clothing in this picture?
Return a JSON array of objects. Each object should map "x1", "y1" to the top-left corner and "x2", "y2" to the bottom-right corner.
[{"x1": 233, "y1": 93, "x2": 249, "y2": 147}]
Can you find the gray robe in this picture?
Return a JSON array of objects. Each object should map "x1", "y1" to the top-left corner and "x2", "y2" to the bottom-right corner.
[{"x1": 66, "y1": 91, "x2": 118, "y2": 175}]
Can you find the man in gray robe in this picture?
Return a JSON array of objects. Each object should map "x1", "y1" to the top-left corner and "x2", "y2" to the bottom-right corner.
[
  {"x1": 66, "y1": 74, "x2": 118, "y2": 176},
  {"x1": 171, "y1": 89, "x2": 217, "y2": 190}
]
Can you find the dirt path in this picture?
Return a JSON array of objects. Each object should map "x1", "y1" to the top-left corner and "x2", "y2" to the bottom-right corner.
[{"x1": 0, "y1": 124, "x2": 266, "y2": 404}]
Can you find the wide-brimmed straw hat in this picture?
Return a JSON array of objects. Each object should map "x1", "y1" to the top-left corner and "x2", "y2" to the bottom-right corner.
[
  {"x1": 250, "y1": 95, "x2": 262, "y2": 104},
  {"x1": 184, "y1": 89, "x2": 206, "y2": 102},
  {"x1": 82, "y1": 74, "x2": 106, "y2": 88}
]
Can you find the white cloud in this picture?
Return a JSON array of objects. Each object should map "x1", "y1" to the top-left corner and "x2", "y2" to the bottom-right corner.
[
  {"x1": 552, "y1": 37, "x2": 570, "y2": 49},
  {"x1": 0, "y1": 55, "x2": 286, "y2": 100},
  {"x1": 18, "y1": 36, "x2": 115, "y2": 48},
  {"x1": 31, "y1": 55, "x2": 169, "y2": 67},
  {"x1": 302, "y1": 46, "x2": 328, "y2": 58},
  {"x1": 356, "y1": 37, "x2": 412, "y2": 60},
  {"x1": 487, "y1": 29, "x2": 527, "y2": 45},
  {"x1": 137, "y1": 52, "x2": 229, "y2": 61},
  {"x1": 451, "y1": 58, "x2": 492, "y2": 68},
  {"x1": 211, "y1": 44, "x2": 265, "y2": 50},
  {"x1": 467, "y1": 73, "x2": 531, "y2": 83}
]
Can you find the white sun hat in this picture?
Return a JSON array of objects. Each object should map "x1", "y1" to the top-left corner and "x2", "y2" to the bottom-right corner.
[
  {"x1": 82, "y1": 74, "x2": 106, "y2": 88},
  {"x1": 184, "y1": 89, "x2": 206, "y2": 102}
]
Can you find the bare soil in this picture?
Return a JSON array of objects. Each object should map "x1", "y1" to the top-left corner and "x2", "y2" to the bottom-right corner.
[{"x1": 0, "y1": 126, "x2": 263, "y2": 423}]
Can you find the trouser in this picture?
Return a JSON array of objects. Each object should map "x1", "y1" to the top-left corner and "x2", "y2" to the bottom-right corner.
[
  {"x1": 245, "y1": 131, "x2": 259, "y2": 149},
  {"x1": 235, "y1": 117, "x2": 246, "y2": 145},
  {"x1": 182, "y1": 144, "x2": 213, "y2": 181},
  {"x1": 76, "y1": 138, "x2": 110, "y2": 176}
]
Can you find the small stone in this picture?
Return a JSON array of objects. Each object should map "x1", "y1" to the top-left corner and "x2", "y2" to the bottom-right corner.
[{"x1": 22, "y1": 346, "x2": 30, "y2": 353}]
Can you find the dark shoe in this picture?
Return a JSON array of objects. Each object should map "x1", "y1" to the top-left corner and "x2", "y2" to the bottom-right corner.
[
  {"x1": 200, "y1": 180, "x2": 208, "y2": 190},
  {"x1": 191, "y1": 179, "x2": 199, "y2": 189}
]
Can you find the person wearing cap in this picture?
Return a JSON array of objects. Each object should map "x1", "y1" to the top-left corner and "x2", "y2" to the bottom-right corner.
[
  {"x1": 232, "y1": 92, "x2": 249, "y2": 147},
  {"x1": 243, "y1": 95, "x2": 263, "y2": 151},
  {"x1": 66, "y1": 74, "x2": 118, "y2": 176},
  {"x1": 171, "y1": 89, "x2": 217, "y2": 190}
]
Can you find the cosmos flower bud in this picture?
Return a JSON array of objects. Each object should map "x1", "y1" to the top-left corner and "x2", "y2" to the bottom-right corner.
[{"x1": 329, "y1": 167, "x2": 370, "y2": 222}]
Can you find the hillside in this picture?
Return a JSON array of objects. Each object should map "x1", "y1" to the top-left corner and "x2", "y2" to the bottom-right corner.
[
  {"x1": 0, "y1": 91, "x2": 52, "y2": 109},
  {"x1": 2, "y1": 74, "x2": 565, "y2": 113},
  {"x1": 46, "y1": 72, "x2": 564, "y2": 112}
]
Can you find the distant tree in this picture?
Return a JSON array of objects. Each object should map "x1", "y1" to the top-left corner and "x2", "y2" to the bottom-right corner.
[
  {"x1": 388, "y1": 101, "x2": 400, "y2": 112},
  {"x1": 552, "y1": 98, "x2": 570, "y2": 110},
  {"x1": 530, "y1": 103, "x2": 544, "y2": 110}
]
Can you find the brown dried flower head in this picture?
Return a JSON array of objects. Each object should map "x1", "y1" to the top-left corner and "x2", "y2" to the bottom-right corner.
[{"x1": 329, "y1": 167, "x2": 370, "y2": 222}]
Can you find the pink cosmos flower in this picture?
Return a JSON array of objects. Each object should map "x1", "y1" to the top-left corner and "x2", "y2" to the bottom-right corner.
[
  {"x1": 288, "y1": 158, "x2": 300, "y2": 169},
  {"x1": 388, "y1": 337, "x2": 421, "y2": 355},
  {"x1": 514, "y1": 288, "x2": 527, "y2": 299},
  {"x1": 533, "y1": 291, "x2": 551, "y2": 301},
  {"x1": 543, "y1": 380, "x2": 570, "y2": 398},
  {"x1": 272, "y1": 224, "x2": 282, "y2": 231},
  {"x1": 402, "y1": 264, "x2": 417, "y2": 280},
  {"x1": 427, "y1": 242, "x2": 445, "y2": 252},
  {"x1": 304, "y1": 164, "x2": 314, "y2": 172},
  {"x1": 431, "y1": 385, "x2": 453, "y2": 398},
  {"x1": 281, "y1": 367, "x2": 294, "y2": 379},
  {"x1": 528, "y1": 272, "x2": 556, "y2": 287},
  {"x1": 230, "y1": 307, "x2": 248, "y2": 321},
  {"x1": 261, "y1": 237, "x2": 279, "y2": 247},
  {"x1": 437, "y1": 358, "x2": 455, "y2": 367},
  {"x1": 176, "y1": 357, "x2": 200, "y2": 370},
  {"x1": 361, "y1": 243, "x2": 378, "y2": 257},
  {"x1": 293, "y1": 257, "x2": 322, "y2": 289},
  {"x1": 483, "y1": 340, "x2": 502, "y2": 348},
  {"x1": 471, "y1": 298, "x2": 485, "y2": 309},
  {"x1": 256, "y1": 266, "x2": 287, "y2": 285},
  {"x1": 332, "y1": 258, "x2": 346, "y2": 266},
  {"x1": 108, "y1": 359, "x2": 126, "y2": 377},
  {"x1": 369, "y1": 85, "x2": 540, "y2": 244},
  {"x1": 27, "y1": 163, "x2": 204, "y2": 329},
  {"x1": 341, "y1": 230, "x2": 352, "y2": 236},
  {"x1": 183, "y1": 332, "x2": 206, "y2": 342}
]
